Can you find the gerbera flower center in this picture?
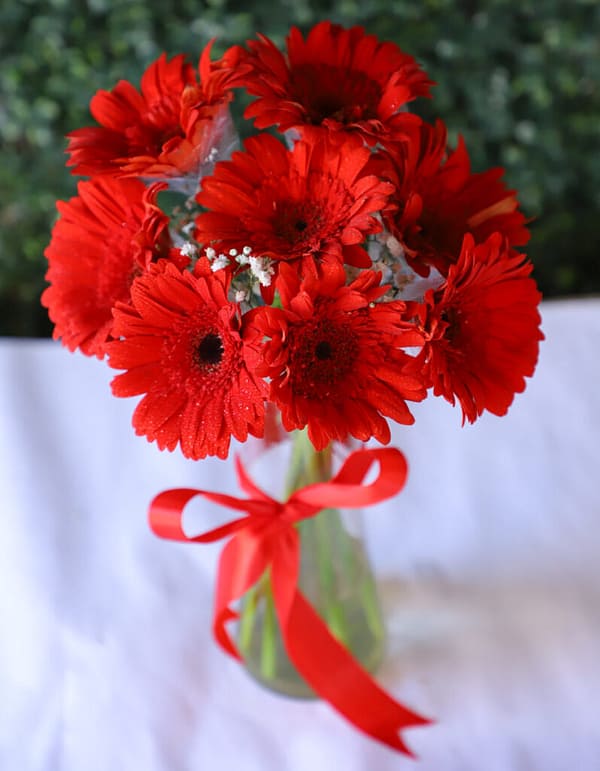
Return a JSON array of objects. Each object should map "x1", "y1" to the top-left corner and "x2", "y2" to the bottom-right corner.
[
  {"x1": 315, "y1": 340, "x2": 333, "y2": 360},
  {"x1": 440, "y1": 305, "x2": 477, "y2": 353},
  {"x1": 291, "y1": 65, "x2": 381, "y2": 125},
  {"x1": 196, "y1": 331, "x2": 225, "y2": 368},
  {"x1": 414, "y1": 207, "x2": 465, "y2": 264},
  {"x1": 271, "y1": 200, "x2": 322, "y2": 248},
  {"x1": 125, "y1": 120, "x2": 184, "y2": 158},
  {"x1": 288, "y1": 319, "x2": 358, "y2": 398},
  {"x1": 164, "y1": 313, "x2": 238, "y2": 394}
]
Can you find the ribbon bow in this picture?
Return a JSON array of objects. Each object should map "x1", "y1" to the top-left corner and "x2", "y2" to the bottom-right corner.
[{"x1": 149, "y1": 446, "x2": 430, "y2": 755}]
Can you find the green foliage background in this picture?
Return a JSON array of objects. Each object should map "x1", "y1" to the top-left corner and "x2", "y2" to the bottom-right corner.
[{"x1": 1, "y1": 0, "x2": 598, "y2": 336}]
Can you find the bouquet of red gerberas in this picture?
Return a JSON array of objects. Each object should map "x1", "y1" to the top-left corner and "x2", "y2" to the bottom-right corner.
[{"x1": 42, "y1": 21, "x2": 543, "y2": 756}]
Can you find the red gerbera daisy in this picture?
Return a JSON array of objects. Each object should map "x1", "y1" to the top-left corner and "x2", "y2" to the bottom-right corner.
[
  {"x1": 66, "y1": 44, "x2": 240, "y2": 186},
  {"x1": 195, "y1": 132, "x2": 394, "y2": 299},
  {"x1": 42, "y1": 178, "x2": 182, "y2": 358},
  {"x1": 237, "y1": 21, "x2": 433, "y2": 145},
  {"x1": 377, "y1": 119, "x2": 530, "y2": 277},
  {"x1": 246, "y1": 264, "x2": 426, "y2": 450},
  {"x1": 416, "y1": 232, "x2": 543, "y2": 423},
  {"x1": 106, "y1": 260, "x2": 267, "y2": 460}
]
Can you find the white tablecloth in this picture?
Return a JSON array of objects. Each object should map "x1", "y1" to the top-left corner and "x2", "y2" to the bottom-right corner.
[{"x1": 1, "y1": 298, "x2": 599, "y2": 771}]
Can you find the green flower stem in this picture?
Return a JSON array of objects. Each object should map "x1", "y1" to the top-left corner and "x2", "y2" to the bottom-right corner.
[
  {"x1": 237, "y1": 429, "x2": 385, "y2": 692},
  {"x1": 285, "y1": 428, "x2": 331, "y2": 494},
  {"x1": 287, "y1": 433, "x2": 352, "y2": 644},
  {"x1": 315, "y1": 508, "x2": 349, "y2": 644},
  {"x1": 260, "y1": 573, "x2": 277, "y2": 679},
  {"x1": 238, "y1": 581, "x2": 259, "y2": 654},
  {"x1": 361, "y1": 571, "x2": 385, "y2": 641}
]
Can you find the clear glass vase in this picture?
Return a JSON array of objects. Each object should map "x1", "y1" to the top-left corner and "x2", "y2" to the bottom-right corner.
[{"x1": 237, "y1": 429, "x2": 386, "y2": 698}]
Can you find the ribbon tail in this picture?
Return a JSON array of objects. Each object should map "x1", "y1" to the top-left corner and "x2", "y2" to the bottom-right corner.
[
  {"x1": 214, "y1": 606, "x2": 241, "y2": 660},
  {"x1": 212, "y1": 530, "x2": 274, "y2": 661},
  {"x1": 279, "y1": 590, "x2": 431, "y2": 755}
]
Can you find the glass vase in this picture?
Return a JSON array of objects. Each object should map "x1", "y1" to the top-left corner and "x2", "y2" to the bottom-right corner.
[{"x1": 237, "y1": 429, "x2": 386, "y2": 698}]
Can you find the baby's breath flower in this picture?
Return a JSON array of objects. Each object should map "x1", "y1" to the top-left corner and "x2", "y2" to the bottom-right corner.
[
  {"x1": 211, "y1": 253, "x2": 230, "y2": 272},
  {"x1": 180, "y1": 242, "x2": 198, "y2": 258},
  {"x1": 249, "y1": 256, "x2": 274, "y2": 287}
]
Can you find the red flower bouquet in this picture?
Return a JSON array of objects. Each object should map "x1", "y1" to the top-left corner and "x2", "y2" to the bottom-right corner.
[{"x1": 43, "y1": 21, "x2": 543, "y2": 757}]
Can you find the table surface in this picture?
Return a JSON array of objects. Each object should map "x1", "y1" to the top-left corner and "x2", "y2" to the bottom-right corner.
[{"x1": 1, "y1": 298, "x2": 599, "y2": 771}]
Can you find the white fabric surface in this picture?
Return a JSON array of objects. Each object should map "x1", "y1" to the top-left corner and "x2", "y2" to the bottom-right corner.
[{"x1": 1, "y1": 297, "x2": 599, "y2": 770}]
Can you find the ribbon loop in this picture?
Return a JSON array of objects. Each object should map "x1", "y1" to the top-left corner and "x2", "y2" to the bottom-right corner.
[{"x1": 291, "y1": 446, "x2": 408, "y2": 510}]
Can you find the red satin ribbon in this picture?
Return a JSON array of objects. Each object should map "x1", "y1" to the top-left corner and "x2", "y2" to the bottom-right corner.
[{"x1": 149, "y1": 446, "x2": 430, "y2": 755}]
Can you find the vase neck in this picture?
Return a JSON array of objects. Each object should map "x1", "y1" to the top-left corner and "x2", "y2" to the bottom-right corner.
[{"x1": 284, "y1": 430, "x2": 334, "y2": 495}]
